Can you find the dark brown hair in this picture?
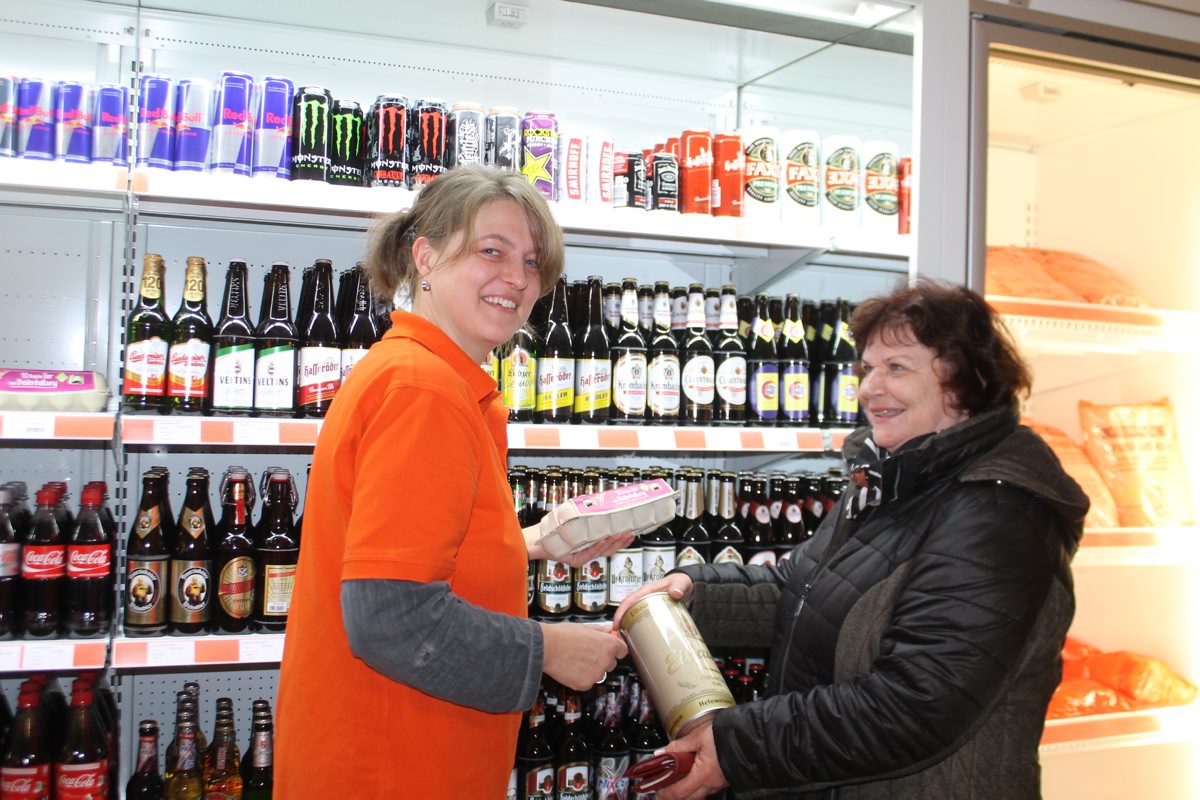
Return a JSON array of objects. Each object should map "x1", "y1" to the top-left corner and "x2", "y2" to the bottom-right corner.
[
  {"x1": 850, "y1": 279, "x2": 1031, "y2": 415},
  {"x1": 364, "y1": 166, "x2": 564, "y2": 303}
]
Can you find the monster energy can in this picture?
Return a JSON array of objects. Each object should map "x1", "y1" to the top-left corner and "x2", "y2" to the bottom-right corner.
[
  {"x1": 366, "y1": 94, "x2": 408, "y2": 187},
  {"x1": 291, "y1": 85, "x2": 332, "y2": 182},
  {"x1": 407, "y1": 97, "x2": 448, "y2": 189},
  {"x1": 448, "y1": 101, "x2": 485, "y2": 169},
  {"x1": 485, "y1": 106, "x2": 520, "y2": 172},
  {"x1": 328, "y1": 98, "x2": 365, "y2": 186}
]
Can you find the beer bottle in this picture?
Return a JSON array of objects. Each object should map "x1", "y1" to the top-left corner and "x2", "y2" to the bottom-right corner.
[
  {"x1": 634, "y1": 283, "x2": 652, "y2": 334},
  {"x1": 518, "y1": 688, "x2": 554, "y2": 800},
  {"x1": 0, "y1": 488, "x2": 20, "y2": 639},
  {"x1": 712, "y1": 472, "x2": 745, "y2": 566},
  {"x1": 810, "y1": 300, "x2": 835, "y2": 424},
  {"x1": 703, "y1": 286, "x2": 721, "y2": 341},
  {"x1": 679, "y1": 283, "x2": 715, "y2": 424},
  {"x1": 675, "y1": 472, "x2": 709, "y2": 567},
  {"x1": 253, "y1": 262, "x2": 298, "y2": 417},
  {"x1": 590, "y1": 679, "x2": 630, "y2": 800},
  {"x1": 820, "y1": 299, "x2": 860, "y2": 428},
  {"x1": 214, "y1": 473, "x2": 256, "y2": 634},
  {"x1": 746, "y1": 293, "x2": 780, "y2": 426},
  {"x1": 169, "y1": 470, "x2": 214, "y2": 635},
  {"x1": 165, "y1": 712, "x2": 202, "y2": 800},
  {"x1": 555, "y1": 689, "x2": 590, "y2": 800},
  {"x1": 1, "y1": 688, "x2": 51, "y2": 794},
  {"x1": 242, "y1": 711, "x2": 273, "y2": 800},
  {"x1": 605, "y1": 472, "x2": 644, "y2": 619},
  {"x1": 571, "y1": 549, "x2": 608, "y2": 622},
  {"x1": 503, "y1": 324, "x2": 539, "y2": 423},
  {"x1": 629, "y1": 688, "x2": 666, "y2": 800},
  {"x1": 768, "y1": 296, "x2": 785, "y2": 346},
  {"x1": 166, "y1": 256, "x2": 214, "y2": 414},
  {"x1": 645, "y1": 282, "x2": 680, "y2": 425},
  {"x1": 602, "y1": 281, "x2": 621, "y2": 334},
  {"x1": 779, "y1": 293, "x2": 812, "y2": 426},
  {"x1": 536, "y1": 277, "x2": 575, "y2": 424},
  {"x1": 163, "y1": 692, "x2": 187, "y2": 784},
  {"x1": 713, "y1": 285, "x2": 747, "y2": 425},
  {"x1": 743, "y1": 475, "x2": 776, "y2": 566},
  {"x1": 255, "y1": 471, "x2": 299, "y2": 632},
  {"x1": 638, "y1": 471, "x2": 676, "y2": 586},
  {"x1": 126, "y1": 720, "x2": 165, "y2": 799},
  {"x1": 668, "y1": 285, "x2": 688, "y2": 345},
  {"x1": 203, "y1": 698, "x2": 241, "y2": 799},
  {"x1": 54, "y1": 683, "x2": 108, "y2": 798},
  {"x1": 22, "y1": 488, "x2": 66, "y2": 638},
  {"x1": 572, "y1": 276, "x2": 611, "y2": 424},
  {"x1": 296, "y1": 259, "x2": 342, "y2": 418},
  {"x1": 535, "y1": 472, "x2": 571, "y2": 621},
  {"x1": 801, "y1": 474, "x2": 824, "y2": 541},
  {"x1": 340, "y1": 263, "x2": 380, "y2": 381},
  {"x1": 207, "y1": 260, "x2": 256, "y2": 416},
  {"x1": 736, "y1": 294, "x2": 755, "y2": 347},
  {"x1": 64, "y1": 486, "x2": 113, "y2": 638},
  {"x1": 776, "y1": 475, "x2": 805, "y2": 561},
  {"x1": 609, "y1": 278, "x2": 648, "y2": 424},
  {"x1": 124, "y1": 472, "x2": 171, "y2": 637},
  {"x1": 123, "y1": 253, "x2": 173, "y2": 413}
]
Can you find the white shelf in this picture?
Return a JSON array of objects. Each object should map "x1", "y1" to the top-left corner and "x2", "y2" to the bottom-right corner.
[
  {"x1": 0, "y1": 411, "x2": 115, "y2": 441},
  {"x1": 111, "y1": 633, "x2": 285, "y2": 669},
  {"x1": 1040, "y1": 704, "x2": 1200, "y2": 756},
  {"x1": 992, "y1": 296, "x2": 1200, "y2": 355},
  {"x1": 0, "y1": 638, "x2": 108, "y2": 672},
  {"x1": 120, "y1": 415, "x2": 322, "y2": 447},
  {"x1": 1075, "y1": 527, "x2": 1200, "y2": 567}
]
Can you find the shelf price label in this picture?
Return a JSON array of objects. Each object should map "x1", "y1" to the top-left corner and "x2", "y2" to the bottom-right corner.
[{"x1": 1, "y1": 412, "x2": 55, "y2": 439}]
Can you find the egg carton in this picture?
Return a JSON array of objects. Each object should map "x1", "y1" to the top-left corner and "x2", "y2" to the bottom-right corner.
[
  {"x1": 0, "y1": 369, "x2": 109, "y2": 412},
  {"x1": 536, "y1": 478, "x2": 678, "y2": 559}
]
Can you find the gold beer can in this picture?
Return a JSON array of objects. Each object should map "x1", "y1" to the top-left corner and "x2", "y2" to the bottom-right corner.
[{"x1": 619, "y1": 592, "x2": 735, "y2": 739}]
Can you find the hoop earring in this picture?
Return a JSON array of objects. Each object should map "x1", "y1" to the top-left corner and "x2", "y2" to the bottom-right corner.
[{"x1": 420, "y1": 279, "x2": 431, "y2": 292}]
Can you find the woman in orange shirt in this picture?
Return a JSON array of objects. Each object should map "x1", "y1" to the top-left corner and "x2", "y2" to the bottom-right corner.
[{"x1": 276, "y1": 167, "x2": 629, "y2": 797}]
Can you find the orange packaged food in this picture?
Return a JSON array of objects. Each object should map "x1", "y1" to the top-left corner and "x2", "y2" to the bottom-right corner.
[
  {"x1": 1026, "y1": 420, "x2": 1119, "y2": 529},
  {"x1": 1047, "y1": 678, "x2": 1134, "y2": 719},
  {"x1": 1033, "y1": 248, "x2": 1150, "y2": 308},
  {"x1": 1082, "y1": 651, "x2": 1198, "y2": 708},
  {"x1": 984, "y1": 246, "x2": 1086, "y2": 302}
]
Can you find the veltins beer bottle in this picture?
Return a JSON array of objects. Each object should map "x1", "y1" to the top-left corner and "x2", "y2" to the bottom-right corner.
[
  {"x1": 339, "y1": 263, "x2": 380, "y2": 381},
  {"x1": 207, "y1": 259, "x2": 256, "y2": 416},
  {"x1": 253, "y1": 262, "x2": 298, "y2": 417},
  {"x1": 123, "y1": 253, "x2": 172, "y2": 413},
  {"x1": 166, "y1": 256, "x2": 213, "y2": 414}
]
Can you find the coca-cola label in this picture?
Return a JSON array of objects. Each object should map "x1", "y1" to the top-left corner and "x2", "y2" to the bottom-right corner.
[
  {"x1": 169, "y1": 559, "x2": 212, "y2": 623},
  {"x1": 218, "y1": 555, "x2": 255, "y2": 619},
  {"x1": 211, "y1": 343, "x2": 255, "y2": 410},
  {"x1": 54, "y1": 761, "x2": 107, "y2": 799},
  {"x1": 66, "y1": 544, "x2": 111, "y2": 579},
  {"x1": 167, "y1": 337, "x2": 211, "y2": 398},
  {"x1": 534, "y1": 356, "x2": 575, "y2": 412},
  {"x1": 297, "y1": 345, "x2": 341, "y2": 407},
  {"x1": 573, "y1": 358, "x2": 611, "y2": 414},
  {"x1": 0, "y1": 542, "x2": 21, "y2": 578},
  {"x1": 125, "y1": 558, "x2": 168, "y2": 625},
  {"x1": 254, "y1": 345, "x2": 295, "y2": 411},
  {"x1": 123, "y1": 336, "x2": 169, "y2": 397},
  {"x1": 21, "y1": 544, "x2": 65, "y2": 580},
  {"x1": 612, "y1": 351, "x2": 647, "y2": 416},
  {"x1": 1, "y1": 764, "x2": 51, "y2": 798},
  {"x1": 264, "y1": 560, "x2": 298, "y2": 615}
]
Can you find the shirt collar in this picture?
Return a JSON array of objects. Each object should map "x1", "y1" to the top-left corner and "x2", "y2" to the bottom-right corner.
[{"x1": 383, "y1": 310, "x2": 499, "y2": 406}]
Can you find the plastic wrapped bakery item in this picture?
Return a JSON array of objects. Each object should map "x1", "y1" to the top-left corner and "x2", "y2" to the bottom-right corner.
[
  {"x1": 1083, "y1": 651, "x2": 1198, "y2": 708},
  {"x1": 1025, "y1": 419, "x2": 1119, "y2": 529},
  {"x1": 1034, "y1": 248, "x2": 1150, "y2": 307},
  {"x1": 0, "y1": 369, "x2": 109, "y2": 412},
  {"x1": 1046, "y1": 677, "x2": 1134, "y2": 719},
  {"x1": 984, "y1": 246, "x2": 1086, "y2": 302},
  {"x1": 533, "y1": 479, "x2": 678, "y2": 559},
  {"x1": 1079, "y1": 398, "x2": 1195, "y2": 528},
  {"x1": 1061, "y1": 635, "x2": 1100, "y2": 681}
]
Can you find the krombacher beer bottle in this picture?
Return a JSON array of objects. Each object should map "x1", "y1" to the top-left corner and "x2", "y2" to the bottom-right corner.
[
  {"x1": 214, "y1": 472, "x2": 255, "y2": 634},
  {"x1": 535, "y1": 277, "x2": 575, "y2": 423},
  {"x1": 123, "y1": 253, "x2": 173, "y2": 412},
  {"x1": 253, "y1": 263, "x2": 298, "y2": 417},
  {"x1": 609, "y1": 278, "x2": 647, "y2": 423},
  {"x1": 207, "y1": 260, "x2": 256, "y2": 416},
  {"x1": 123, "y1": 471, "x2": 171, "y2": 637},
  {"x1": 713, "y1": 285, "x2": 747, "y2": 425},
  {"x1": 296, "y1": 259, "x2": 342, "y2": 418},
  {"x1": 680, "y1": 283, "x2": 714, "y2": 424},
  {"x1": 646, "y1": 282, "x2": 680, "y2": 425},
  {"x1": 255, "y1": 472, "x2": 299, "y2": 632},
  {"x1": 166, "y1": 256, "x2": 213, "y2": 414},
  {"x1": 572, "y1": 276, "x2": 611, "y2": 424},
  {"x1": 169, "y1": 469, "x2": 214, "y2": 635}
]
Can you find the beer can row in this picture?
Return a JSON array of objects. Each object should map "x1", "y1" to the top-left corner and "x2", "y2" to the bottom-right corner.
[
  {"x1": 0, "y1": 76, "x2": 129, "y2": 165},
  {"x1": 613, "y1": 130, "x2": 743, "y2": 217}
]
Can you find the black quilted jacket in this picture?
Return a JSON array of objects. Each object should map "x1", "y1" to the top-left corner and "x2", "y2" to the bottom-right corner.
[{"x1": 679, "y1": 407, "x2": 1087, "y2": 799}]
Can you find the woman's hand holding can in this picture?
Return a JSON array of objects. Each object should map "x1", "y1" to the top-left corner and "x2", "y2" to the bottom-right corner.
[{"x1": 611, "y1": 574, "x2": 694, "y2": 631}]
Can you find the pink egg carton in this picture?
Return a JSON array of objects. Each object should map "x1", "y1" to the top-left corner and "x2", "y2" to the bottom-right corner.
[{"x1": 536, "y1": 478, "x2": 678, "y2": 559}]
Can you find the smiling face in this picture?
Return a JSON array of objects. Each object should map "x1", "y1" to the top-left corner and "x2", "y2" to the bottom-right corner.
[
  {"x1": 411, "y1": 199, "x2": 543, "y2": 363},
  {"x1": 858, "y1": 326, "x2": 970, "y2": 452}
]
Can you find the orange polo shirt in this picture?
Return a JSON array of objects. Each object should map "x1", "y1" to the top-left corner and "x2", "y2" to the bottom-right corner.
[{"x1": 275, "y1": 310, "x2": 529, "y2": 798}]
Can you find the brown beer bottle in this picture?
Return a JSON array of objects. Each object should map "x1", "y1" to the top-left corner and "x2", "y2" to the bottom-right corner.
[
  {"x1": 254, "y1": 472, "x2": 299, "y2": 632},
  {"x1": 207, "y1": 259, "x2": 257, "y2": 416},
  {"x1": 572, "y1": 277, "x2": 611, "y2": 425},
  {"x1": 535, "y1": 277, "x2": 575, "y2": 424},
  {"x1": 168, "y1": 470, "x2": 214, "y2": 635},
  {"x1": 339, "y1": 263, "x2": 380, "y2": 381},
  {"x1": 296, "y1": 259, "x2": 342, "y2": 418},
  {"x1": 680, "y1": 283, "x2": 715, "y2": 424},
  {"x1": 166, "y1": 256, "x2": 213, "y2": 414},
  {"x1": 214, "y1": 472, "x2": 256, "y2": 634},
  {"x1": 712, "y1": 285, "x2": 747, "y2": 425},
  {"x1": 203, "y1": 698, "x2": 242, "y2": 799},
  {"x1": 125, "y1": 720, "x2": 165, "y2": 799},
  {"x1": 124, "y1": 471, "x2": 171, "y2": 637},
  {"x1": 253, "y1": 263, "x2": 298, "y2": 418},
  {"x1": 609, "y1": 278, "x2": 647, "y2": 424},
  {"x1": 517, "y1": 688, "x2": 554, "y2": 800},
  {"x1": 123, "y1": 253, "x2": 173, "y2": 413},
  {"x1": 646, "y1": 282, "x2": 681, "y2": 425}
]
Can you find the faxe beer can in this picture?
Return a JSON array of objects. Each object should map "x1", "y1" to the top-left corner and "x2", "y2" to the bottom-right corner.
[
  {"x1": 679, "y1": 129, "x2": 713, "y2": 214},
  {"x1": 251, "y1": 75, "x2": 294, "y2": 179},
  {"x1": 55, "y1": 81, "x2": 93, "y2": 164},
  {"x1": 136, "y1": 74, "x2": 175, "y2": 170},
  {"x1": 291, "y1": 85, "x2": 332, "y2": 181},
  {"x1": 619, "y1": 592, "x2": 735, "y2": 740},
  {"x1": 328, "y1": 98, "x2": 365, "y2": 186},
  {"x1": 485, "y1": 105, "x2": 520, "y2": 171},
  {"x1": 408, "y1": 97, "x2": 448, "y2": 188},
  {"x1": 448, "y1": 101, "x2": 485, "y2": 168},
  {"x1": 555, "y1": 128, "x2": 587, "y2": 207},
  {"x1": 625, "y1": 152, "x2": 648, "y2": 209},
  {"x1": 520, "y1": 110, "x2": 558, "y2": 201},
  {"x1": 210, "y1": 70, "x2": 254, "y2": 176},
  {"x1": 173, "y1": 78, "x2": 214, "y2": 172},
  {"x1": 651, "y1": 152, "x2": 679, "y2": 212},
  {"x1": 91, "y1": 84, "x2": 129, "y2": 167},
  {"x1": 0, "y1": 76, "x2": 16, "y2": 157},
  {"x1": 712, "y1": 133, "x2": 743, "y2": 217},
  {"x1": 17, "y1": 77, "x2": 56, "y2": 160},
  {"x1": 366, "y1": 94, "x2": 407, "y2": 187}
]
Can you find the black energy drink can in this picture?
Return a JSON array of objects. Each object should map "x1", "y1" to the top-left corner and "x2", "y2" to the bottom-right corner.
[
  {"x1": 328, "y1": 98, "x2": 365, "y2": 186},
  {"x1": 408, "y1": 97, "x2": 448, "y2": 188},
  {"x1": 448, "y1": 101, "x2": 485, "y2": 168},
  {"x1": 485, "y1": 106, "x2": 520, "y2": 171},
  {"x1": 291, "y1": 85, "x2": 332, "y2": 181},
  {"x1": 366, "y1": 94, "x2": 408, "y2": 187}
]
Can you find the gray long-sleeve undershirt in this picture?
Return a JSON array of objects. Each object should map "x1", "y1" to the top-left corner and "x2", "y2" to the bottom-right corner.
[{"x1": 341, "y1": 578, "x2": 543, "y2": 713}]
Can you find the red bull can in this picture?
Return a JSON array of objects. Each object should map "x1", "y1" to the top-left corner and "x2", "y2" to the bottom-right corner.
[
  {"x1": 55, "y1": 81, "x2": 93, "y2": 164},
  {"x1": 173, "y1": 78, "x2": 214, "y2": 172},
  {"x1": 136, "y1": 73, "x2": 175, "y2": 170},
  {"x1": 0, "y1": 76, "x2": 15, "y2": 157},
  {"x1": 252, "y1": 76, "x2": 294, "y2": 179},
  {"x1": 17, "y1": 77, "x2": 56, "y2": 160},
  {"x1": 366, "y1": 94, "x2": 407, "y2": 187},
  {"x1": 210, "y1": 70, "x2": 254, "y2": 176},
  {"x1": 91, "y1": 84, "x2": 129, "y2": 166},
  {"x1": 520, "y1": 110, "x2": 558, "y2": 201}
]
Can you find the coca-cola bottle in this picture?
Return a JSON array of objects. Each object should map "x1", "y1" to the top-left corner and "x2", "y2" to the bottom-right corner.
[
  {"x1": 0, "y1": 687, "x2": 51, "y2": 799},
  {"x1": 21, "y1": 488, "x2": 66, "y2": 638},
  {"x1": 64, "y1": 486, "x2": 113, "y2": 638},
  {"x1": 0, "y1": 487, "x2": 21, "y2": 639},
  {"x1": 125, "y1": 720, "x2": 164, "y2": 799},
  {"x1": 53, "y1": 684, "x2": 108, "y2": 799}
]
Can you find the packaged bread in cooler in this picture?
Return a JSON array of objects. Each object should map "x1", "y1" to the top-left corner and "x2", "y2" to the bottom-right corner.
[
  {"x1": 1025, "y1": 419, "x2": 1119, "y2": 529},
  {"x1": 1034, "y1": 248, "x2": 1150, "y2": 307},
  {"x1": 984, "y1": 246, "x2": 1086, "y2": 302},
  {"x1": 1046, "y1": 677, "x2": 1134, "y2": 719},
  {"x1": 534, "y1": 479, "x2": 677, "y2": 559},
  {"x1": 1079, "y1": 398, "x2": 1194, "y2": 528},
  {"x1": 1082, "y1": 651, "x2": 1198, "y2": 708}
]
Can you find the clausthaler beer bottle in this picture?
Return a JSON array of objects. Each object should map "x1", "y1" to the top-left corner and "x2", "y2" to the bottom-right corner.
[{"x1": 712, "y1": 285, "x2": 747, "y2": 425}]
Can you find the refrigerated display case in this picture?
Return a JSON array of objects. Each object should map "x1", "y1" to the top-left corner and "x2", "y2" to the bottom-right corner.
[{"x1": 970, "y1": 10, "x2": 1200, "y2": 798}]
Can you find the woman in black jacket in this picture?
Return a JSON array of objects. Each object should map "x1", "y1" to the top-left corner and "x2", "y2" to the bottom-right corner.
[{"x1": 615, "y1": 280, "x2": 1088, "y2": 799}]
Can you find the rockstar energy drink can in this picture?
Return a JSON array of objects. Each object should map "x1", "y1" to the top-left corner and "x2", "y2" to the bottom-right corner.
[
  {"x1": 366, "y1": 95, "x2": 408, "y2": 187},
  {"x1": 619, "y1": 592, "x2": 735, "y2": 740},
  {"x1": 328, "y1": 98, "x2": 365, "y2": 186},
  {"x1": 291, "y1": 85, "x2": 332, "y2": 181},
  {"x1": 408, "y1": 97, "x2": 448, "y2": 188}
]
